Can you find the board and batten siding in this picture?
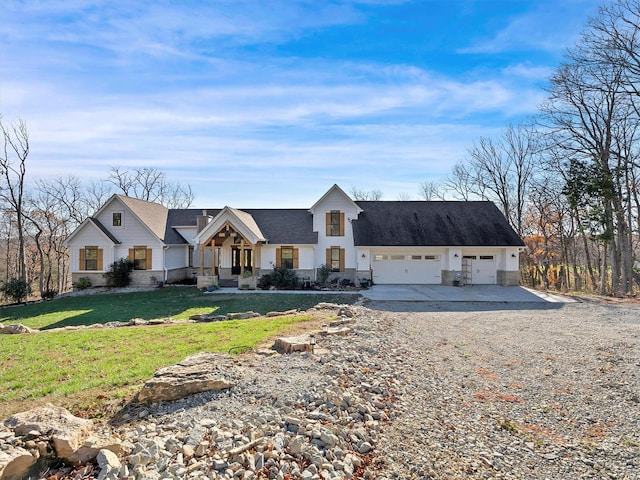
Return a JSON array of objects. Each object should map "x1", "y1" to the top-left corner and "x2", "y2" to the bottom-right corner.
[
  {"x1": 164, "y1": 245, "x2": 189, "y2": 270},
  {"x1": 312, "y1": 190, "x2": 359, "y2": 270},
  {"x1": 67, "y1": 227, "x2": 115, "y2": 272},
  {"x1": 260, "y1": 245, "x2": 315, "y2": 270}
]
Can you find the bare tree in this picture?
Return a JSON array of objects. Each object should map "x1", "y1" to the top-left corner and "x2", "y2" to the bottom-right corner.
[
  {"x1": 396, "y1": 192, "x2": 413, "y2": 201},
  {"x1": 0, "y1": 118, "x2": 29, "y2": 282},
  {"x1": 541, "y1": 22, "x2": 637, "y2": 295},
  {"x1": 417, "y1": 181, "x2": 443, "y2": 200},
  {"x1": 443, "y1": 162, "x2": 480, "y2": 201},
  {"x1": 464, "y1": 124, "x2": 538, "y2": 236},
  {"x1": 350, "y1": 187, "x2": 383, "y2": 201},
  {"x1": 107, "y1": 167, "x2": 195, "y2": 208}
]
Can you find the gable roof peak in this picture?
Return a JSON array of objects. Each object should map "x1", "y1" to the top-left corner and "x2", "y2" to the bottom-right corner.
[{"x1": 309, "y1": 184, "x2": 362, "y2": 214}]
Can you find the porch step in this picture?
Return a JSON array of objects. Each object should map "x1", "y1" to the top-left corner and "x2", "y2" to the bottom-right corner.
[{"x1": 219, "y1": 279, "x2": 239, "y2": 288}]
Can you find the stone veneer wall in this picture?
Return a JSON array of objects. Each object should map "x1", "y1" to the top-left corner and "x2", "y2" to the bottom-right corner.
[{"x1": 497, "y1": 270, "x2": 520, "y2": 286}]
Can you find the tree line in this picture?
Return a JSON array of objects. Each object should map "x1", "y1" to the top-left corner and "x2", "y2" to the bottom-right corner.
[
  {"x1": 2, "y1": 0, "x2": 639, "y2": 301},
  {"x1": 398, "y1": 0, "x2": 640, "y2": 296},
  {"x1": 0, "y1": 121, "x2": 194, "y2": 301}
]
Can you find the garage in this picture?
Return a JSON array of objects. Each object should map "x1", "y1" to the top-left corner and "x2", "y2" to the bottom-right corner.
[
  {"x1": 372, "y1": 253, "x2": 442, "y2": 284},
  {"x1": 462, "y1": 255, "x2": 497, "y2": 284}
]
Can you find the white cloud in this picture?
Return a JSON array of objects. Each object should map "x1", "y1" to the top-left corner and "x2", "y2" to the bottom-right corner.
[
  {"x1": 457, "y1": 0, "x2": 599, "y2": 55},
  {"x1": 0, "y1": 0, "x2": 591, "y2": 207}
]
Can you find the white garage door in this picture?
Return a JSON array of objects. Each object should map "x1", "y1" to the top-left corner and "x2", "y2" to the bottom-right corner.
[
  {"x1": 463, "y1": 255, "x2": 497, "y2": 284},
  {"x1": 372, "y1": 254, "x2": 442, "y2": 284}
]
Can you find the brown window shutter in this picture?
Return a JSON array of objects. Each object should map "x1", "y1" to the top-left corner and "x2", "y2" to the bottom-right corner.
[
  {"x1": 79, "y1": 248, "x2": 85, "y2": 270},
  {"x1": 339, "y1": 248, "x2": 345, "y2": 272},
  {"x1": 275, "y1": 247, "x2": 281, "y2": 267},
  {"x1": 326, "y1": 248, "x2": 331, "y2": 266},
  {"x1": 147, "y1": 248, "x2": 153, "y2": 270},
  {"x1": 129, "y1": 248, "x2": 134, "y2": 261},
  {"x1": 293, "y1": 248, "x2": 299, "y2": 269},
  {"x1": 326, "y1": 212, "x2": 331, "y2": 236},
  {"x1": 97, "y1": 249, "x2": 103, "y2": 270},
  {"x1": 339, "y1": 212, "x2": 345, "y2": 236}
]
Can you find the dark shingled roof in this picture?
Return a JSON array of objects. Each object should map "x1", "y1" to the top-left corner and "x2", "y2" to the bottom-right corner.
[
  {"x1": 352, "y1": 201, "x2": 524, "y2": 247},
  {"x1": 246, "y1": 209, "x2": 317, "y2": 244},
  {"x1": 166, "y1": 208, "x2": 317, "y2": 245}
]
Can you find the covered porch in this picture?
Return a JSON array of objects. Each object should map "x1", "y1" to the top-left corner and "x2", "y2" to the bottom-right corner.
[{"x1": 193, "y1": 207, "x2": 267, "y2": 288}]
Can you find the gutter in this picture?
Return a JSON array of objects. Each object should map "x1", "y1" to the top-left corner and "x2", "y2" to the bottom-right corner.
[{"x1": 163, "y1": 245, "x2": 169, "y2": 283}]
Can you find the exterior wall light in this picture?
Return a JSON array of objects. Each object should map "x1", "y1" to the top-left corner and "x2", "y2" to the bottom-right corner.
[{"x1": 309, "y1": 334, "x2": 316, "y2": 354}]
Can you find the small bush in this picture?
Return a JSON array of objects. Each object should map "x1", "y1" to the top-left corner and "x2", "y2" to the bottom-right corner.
[
  {"x1": 258, "y1": 274, "x2": 273, "y2": 290},
  {"x1": 75, "y1": 277, "x2": 92, "y2": 290},
  {"x1": 0, "y1": 278, "x2": 32, "y2": 303},
  {"x1": 41, "y1": 290, "x2": 58, "y2": 300},
  {"x1": 316, "y1": 264, "x2": 332, "y2": 284},
  {"x1": 103, "y1": 258, "x2": 134, "y2": 287},
  {"x1": 269, "y1": 266, "x2": 300, "y2": 290}
]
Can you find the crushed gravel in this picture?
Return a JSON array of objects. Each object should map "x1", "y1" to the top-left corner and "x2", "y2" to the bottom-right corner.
[
  {"x1": 103, "y1": 298, "x2": 640, "y2": 480},
  {"x1": 11, "y1": 297, "x2": 638, "y2": 479},
  {"x1": 367, "y1": 299, "x2": 640, "y2": 479}
]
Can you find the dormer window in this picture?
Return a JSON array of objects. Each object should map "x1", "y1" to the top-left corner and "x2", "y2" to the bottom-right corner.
[
  {"x1": 327, "y1": 210, "x2": 344, "y2": 236},
  {"x1": 113, "y1": 212, "x2": 122, "y2": 227}
]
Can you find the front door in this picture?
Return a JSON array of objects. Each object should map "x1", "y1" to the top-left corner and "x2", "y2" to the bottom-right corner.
[{"x1": 231, "y1": 248, "x2": 252, "y2": 275}]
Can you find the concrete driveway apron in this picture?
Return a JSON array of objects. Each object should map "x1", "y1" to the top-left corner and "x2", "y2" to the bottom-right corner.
[{"x1": 360, "y1": 285, "x2": 575, "y2": 303}]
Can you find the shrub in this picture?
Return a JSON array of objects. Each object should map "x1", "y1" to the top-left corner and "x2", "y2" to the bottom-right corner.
[
  {"x1": 316, "y1": 264, "x2": 332, "y2": 284},
  {"x1": 269, "y1": 266, "x2": 300, "y2": 290},
  {"x1": 258, "y1": 274, "x2": 273, "y2": 290},
  {"x1": 75, "y1": 277, "x2": 92, "y2": 290},
  {"x1": 103, "y1": 258, "x2": 134, "y2": 287},
  {"x1": 0, "y1": 278, "x2": 32, "y2": 303},
  {"x1": 41, "y1": 289, "x2": 58, "y2": 300}
]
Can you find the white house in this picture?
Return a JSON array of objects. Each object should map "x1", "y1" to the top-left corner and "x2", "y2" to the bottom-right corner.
[{"x1": 63, "y1": 184, "x2": 524, "y2": 288}]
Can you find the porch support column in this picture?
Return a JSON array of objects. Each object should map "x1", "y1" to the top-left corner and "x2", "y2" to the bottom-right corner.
[
  {"x1": 239, "y1": 240, "x2": 245, "y2": 276},
  {"x1": 211, "y1": 245, "x2": 216, "y2": 276},
  {"x1": 199, "y1": 244, "x2": 204, "y2": 276}
]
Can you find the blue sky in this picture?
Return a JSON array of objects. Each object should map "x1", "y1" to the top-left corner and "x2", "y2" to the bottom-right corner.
[{"x1": 1, "y1": 0, "x2": 601, "y2": 207}]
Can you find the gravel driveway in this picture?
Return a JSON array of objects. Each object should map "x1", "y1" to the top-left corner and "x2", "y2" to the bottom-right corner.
[
  {"x1": 42, "y1": 297, "x2": 637, "y2": 480},
  {"x1": 370, "y1": 298, "x2": 640, "y2": 479}
]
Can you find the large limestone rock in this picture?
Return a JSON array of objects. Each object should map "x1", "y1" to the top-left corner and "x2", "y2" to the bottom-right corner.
[
  {"x1": 273, "y1": 334, "x2": 314, "y2": 353},
  {"x1": 0, "y1": 446, "x2": 37, "y2": 480},
  {"x1": 68, "y1": 435, "x2": 124, "y2": 464},
  {"x1": 0, "y1": 324, "x2": 38, "y2": 335},
  {"x1": 137, "y1": 352, "x2": 244, "y2": 403},
  {"x1": 5, "y1": 404, "x2": 92, "y2": 461}
]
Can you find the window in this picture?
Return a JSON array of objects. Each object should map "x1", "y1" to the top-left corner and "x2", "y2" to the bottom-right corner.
[
  {"x1": 425, "y1": 255, "x2": 440, "y2": 260},
  {"x1": 391, "y1": 255, "x2": 404, "y2": 260},
  {"x1": 83, "y1": 246, "x2": 100, "y2": 270},
  {"x1": 130, "y1": 246, "x2": 152, "y2": 270},
  {"x1": 112, "y1": 212, "x2": 122, "y2": 227},
  {"x1": 325, "y1": 246, "x2": 345, "y2": 272},
  {"x1": 281, "y1": 247, "x2": 293, "y2": 269},
  {"x1": 373, "y1": 254, "x2": 387, "y2": 261},
  {"x1": 479, "y1": 255, "x2": 494, "y2": 260},
  {"x1": 326, "y1": 210, "x2": 344, "y2": 236},
  {"x1": 411, "y1": 255, "x2": 422, "y2": 260},
  {"x1": 276, "y1": 246, "x2": 298, "y2": 269},
  {"x1": 331, "y1": 247, "x2": 341, "y2": 271}
]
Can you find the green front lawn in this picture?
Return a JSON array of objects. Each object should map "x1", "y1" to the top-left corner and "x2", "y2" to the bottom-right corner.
[
  {"x1": 0, "y1": 287, "x2": 359, "y2": 419},
  {"x1": 0, "y1": 287, "x2": 359, "y2": 330},
  {"x1": 0, "y1": 315, "x2": 309, "y2": 419}
]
